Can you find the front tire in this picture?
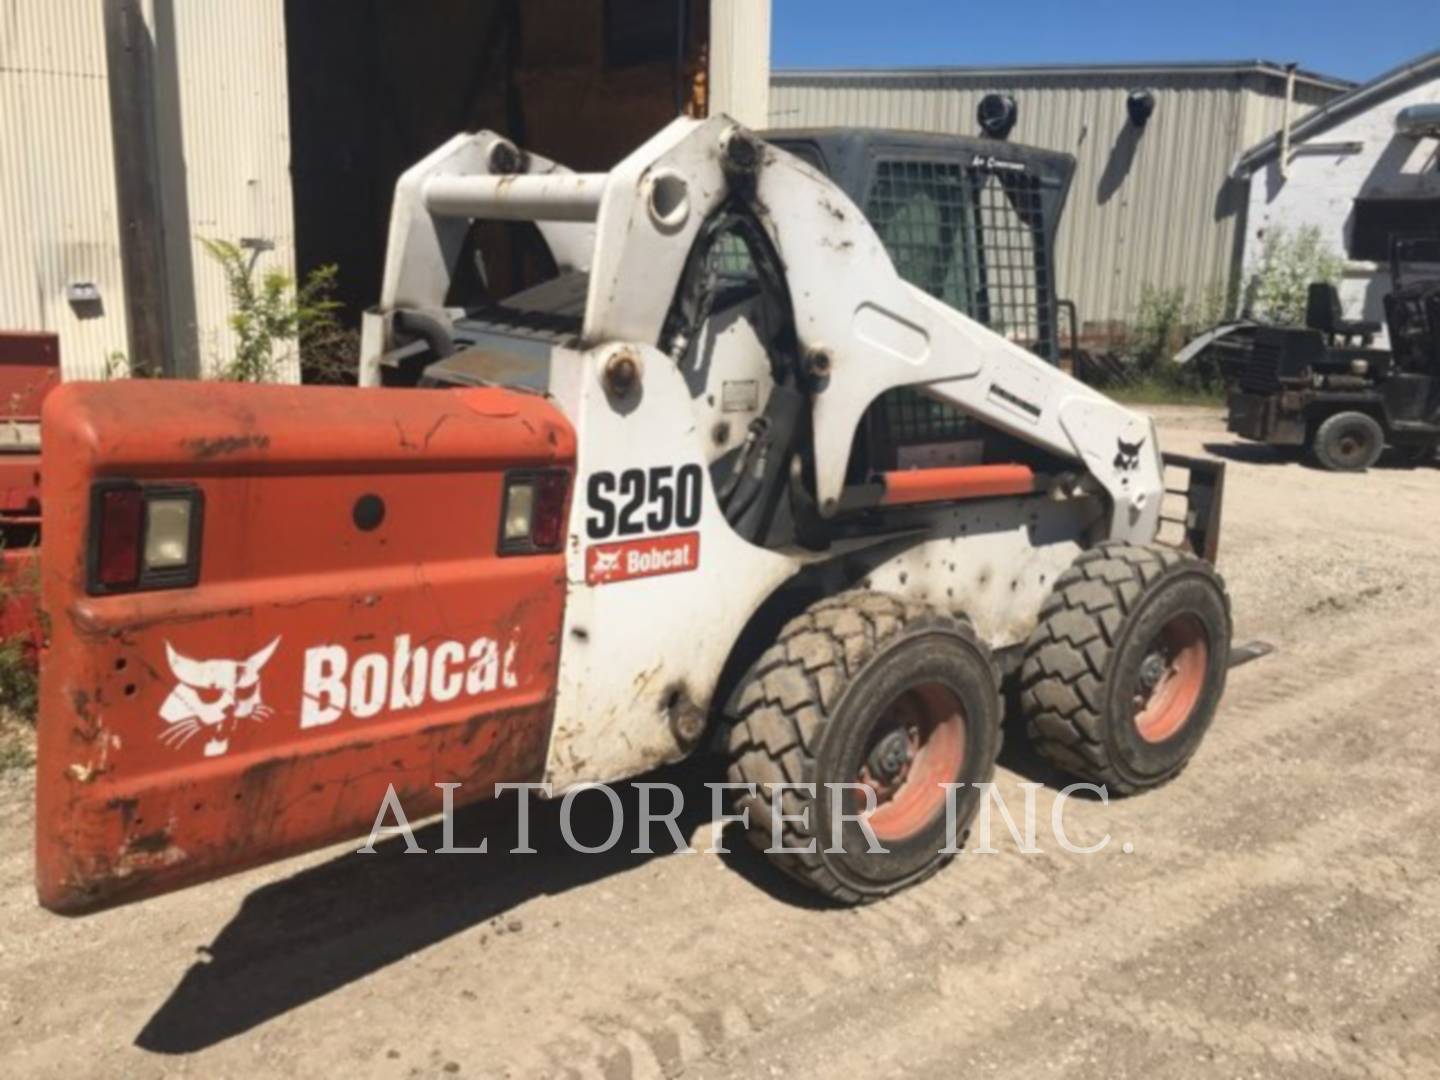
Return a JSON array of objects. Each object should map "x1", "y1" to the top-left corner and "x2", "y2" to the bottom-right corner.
[
  {"x1": 1019, "y1": 543, "x2": 1231, "y2": 795},
  {"x1": 1312, "y1": 411, "x2": 1384, "y2": 471},
  {"x1": 726, "y1": 592, "x2": 1001, "y2": 904}
]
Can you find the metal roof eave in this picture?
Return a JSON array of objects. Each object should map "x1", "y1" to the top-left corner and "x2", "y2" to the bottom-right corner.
[
  {"x1": 772, "y1": 59, "x2": 1353, "y2": 93},
  {"x1": 1232, "y1": 49, "x2": 1440, "y2": 178}
]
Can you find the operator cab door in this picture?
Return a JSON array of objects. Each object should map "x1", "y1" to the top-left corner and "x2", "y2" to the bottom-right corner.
[{"x1": 36, "y1": 381, "x2": 574, "y2": 913}]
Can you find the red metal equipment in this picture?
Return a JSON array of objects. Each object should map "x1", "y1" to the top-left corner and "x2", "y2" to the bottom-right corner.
[
  {"x1": 36, "y1": 380, "x2": 574, "y2": 912},
  {"x1": 0, "y1": 332, "x2": 57, "y2": 648}
]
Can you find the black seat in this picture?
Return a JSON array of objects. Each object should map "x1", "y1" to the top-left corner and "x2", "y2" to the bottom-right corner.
[{"x1": 1306, "y1": 282, "x2": 1382, "y2": 344}]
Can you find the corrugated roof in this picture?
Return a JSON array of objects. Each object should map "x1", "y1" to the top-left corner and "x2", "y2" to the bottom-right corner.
[
  {"x1": 773, "y1": 59, "x2": 1354, "y2": 93},
  {"x1": 1233, "y1": 49, "x2": 1440, "y2": 177}
]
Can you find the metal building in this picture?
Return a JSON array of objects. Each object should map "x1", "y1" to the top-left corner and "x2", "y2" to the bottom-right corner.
[
  {"x1": 770, "y1": 62, "x2": 1350, "y2": 334},
  {"x1": 0, "y1": 0, "x2": 770, "y2": 382},
  {"x1": 1, "y1": 1, "x2": 296, "y2": 381},
  {"x1": 1233, "y1": 49, "x2": 1440, "y2": 342}
]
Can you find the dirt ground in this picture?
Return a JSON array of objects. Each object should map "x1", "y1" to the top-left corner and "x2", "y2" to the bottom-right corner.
[{"x1": 1, "y1": 406, "x2": 1437, "y2": 1079}]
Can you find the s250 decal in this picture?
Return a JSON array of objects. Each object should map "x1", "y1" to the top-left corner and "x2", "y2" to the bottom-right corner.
[{"x1": 586, "y1": 464, "x2": 702, "y2": 540}]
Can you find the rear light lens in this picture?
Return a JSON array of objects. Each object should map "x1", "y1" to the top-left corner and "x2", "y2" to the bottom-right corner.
[
  {"x1": 530, "y1": 472, "x2": 569, "y2": 550},
  {"x1": 88, "y1": 483, "x2": 203, "y2": 595},
  {"x1": 499, "y1": 469, "x2": 570, "y2": 554},
  {"x1": 502, "y1": 484, "x2": 535, "y2": 544},
  {"x1": 94, "y1": 487, "x2": 144, "y2": 588},
  {"x1": 144, "y1": 498, "x2": 195, "y2": 568}
]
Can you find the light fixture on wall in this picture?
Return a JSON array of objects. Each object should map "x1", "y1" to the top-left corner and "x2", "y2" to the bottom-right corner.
[
  {"x1": 1127, "y1": 89, "x2": 1156, "y2": 129},
  {"x1": 977, "y1": 93, "x2": 1018, "y2": 140}
]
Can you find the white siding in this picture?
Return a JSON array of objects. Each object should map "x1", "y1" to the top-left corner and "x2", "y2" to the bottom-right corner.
[
  {"x1": 710, "y1": 0, "x2": 770, "y2": 129},
  {"x1": 0, "y1": 0, "x2": 296, "y2": 381},
  {"x1": 0, "y1": 0, "x2": 128, "y2": 377},
  {"x1": 770, "y1": 70, "x2": 1339, "y2": 327},
  {"x1": 1244, "y1": 77, "x2": 1440, "y2": 342},
  {"x1": 159, "y1": 0, "x2": 297, "y2": 380}
]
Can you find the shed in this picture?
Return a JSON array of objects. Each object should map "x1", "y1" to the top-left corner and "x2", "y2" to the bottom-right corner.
[{"x1": 1233, "y1": 50, "x2": 1440, "y2": 343}]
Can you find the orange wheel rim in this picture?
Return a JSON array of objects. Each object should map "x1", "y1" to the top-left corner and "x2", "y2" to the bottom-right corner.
[
  {"x1": 1132, "y1": 613, "x2": 1208, "y2": 743},
  {"x1": 857, "y1": 683, "x2": 965, "y2": 843}
]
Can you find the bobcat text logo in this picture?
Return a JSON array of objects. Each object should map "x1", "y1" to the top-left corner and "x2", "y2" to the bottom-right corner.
[
  {"x1": 301, "y1": 633, "x2": 520, "y2": 729},
  {"x1": 159, "y1": 638, "x2": 280, "y2": 757}
]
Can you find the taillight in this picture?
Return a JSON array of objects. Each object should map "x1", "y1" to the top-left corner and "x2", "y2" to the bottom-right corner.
[
  {"x1": 87, "y1": 482, "x2": 203, "y2": 595},
  {"x1": 94, "y1": 487, "x2": 144, "y2": 588},
  {"x1": 499, "y1": 469, "x2": 570, "y2": 555}
]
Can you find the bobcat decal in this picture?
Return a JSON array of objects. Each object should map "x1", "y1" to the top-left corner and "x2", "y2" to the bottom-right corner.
[
  {"x1": 159, "y1": 638, "x2": 280, "y2": 757},
  {"x1": 1113, "y1": 436, "x2": 1146, "y2": 473}
]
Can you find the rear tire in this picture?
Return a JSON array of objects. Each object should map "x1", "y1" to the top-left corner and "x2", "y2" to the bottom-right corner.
[
  {"x1": 1312, "y1": 411, "x2": 1384, "y2": 471},
  {"x1": 1019, "y1": 543, "x2": 1231, "y2": 795},
  {"x1": 725, "y1": 592, "x2": 1001, "y2": 904}
]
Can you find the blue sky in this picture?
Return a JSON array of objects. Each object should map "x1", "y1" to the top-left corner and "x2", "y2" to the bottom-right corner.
[{"x1": 771, "y1": 0, "x2": 1438, "y2": 84}]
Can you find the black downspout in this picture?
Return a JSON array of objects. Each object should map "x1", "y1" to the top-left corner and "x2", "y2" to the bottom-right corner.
[{"x1": 673, "y1": 0, "x2": 687, "y2": 116}]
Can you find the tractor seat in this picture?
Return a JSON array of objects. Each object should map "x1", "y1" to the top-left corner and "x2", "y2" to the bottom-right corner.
[{"x1": 1306, "y1": 283, "x2": 1382, "y2": 343}]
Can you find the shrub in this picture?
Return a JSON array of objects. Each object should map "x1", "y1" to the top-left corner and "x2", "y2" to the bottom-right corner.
[
  {"x1": 1244, "y1": 224, "x2": 1344, "y2": 326},
  {"x1": 1130, "y1": 285, "x2": 1189, "y2": 372},
  {"x1": 202, "y1": 239, "x2": 343, "y2": 382},
  {"x1": 0, "y1": 636, "x2": 37, "y2": 723}
]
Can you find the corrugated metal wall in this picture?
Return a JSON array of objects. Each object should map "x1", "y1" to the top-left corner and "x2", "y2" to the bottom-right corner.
[
  {"x1": 769, "y1": 69, "x2": 1338, "y2": 329},
  {"x1": 0, "y1": 0, "x2": 296, "y2": 381},
  {"x1": 160, "y1": 0, "x2": 297, "y2": 381},
  {"x1": 710, "y1": 0, "x2": 771, "y2": 128},
  {"x1": 0, "y1": 0, "x2": 129, "y2": 377}
]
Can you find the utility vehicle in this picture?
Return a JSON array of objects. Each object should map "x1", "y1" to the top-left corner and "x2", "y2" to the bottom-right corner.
[{"x1": 37, "y1": 118, "x2": 1231, "y2": 911}]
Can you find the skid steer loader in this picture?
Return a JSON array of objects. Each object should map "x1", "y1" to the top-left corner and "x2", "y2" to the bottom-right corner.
[{"x1": 36, "y1": 117, "x2": 1231, "y2": 913}]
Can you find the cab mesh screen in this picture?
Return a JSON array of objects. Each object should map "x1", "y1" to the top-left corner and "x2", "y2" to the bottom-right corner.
[
  {"x1": 865, "y1": 158, "x2": 1051, "y2": 445},
  {"x1": 866, "y1": 158, "x2": 1049, "y2": 354}
]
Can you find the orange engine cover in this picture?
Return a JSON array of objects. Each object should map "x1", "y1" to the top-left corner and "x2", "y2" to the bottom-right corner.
[{"x1": 36, "y1": 381, "x2": 575, "y2": 913}]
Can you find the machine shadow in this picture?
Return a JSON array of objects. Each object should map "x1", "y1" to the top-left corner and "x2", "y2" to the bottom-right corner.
[
  {"x1": 139, "y1": 688, "x2": 1104, "y2": 1052},
  {"x1": 1201, "y1": 440, "x2": 1301, "y2": 465},
  {"x1": 993, "y1": 681, "x2": 1098, "y2": 793},
  {"x1": 1203, "y1": 439, "x2": 1432, "y2": 470},
  {"x1": 135, "y1": 754, "x2": 726, "y2": 1054}
]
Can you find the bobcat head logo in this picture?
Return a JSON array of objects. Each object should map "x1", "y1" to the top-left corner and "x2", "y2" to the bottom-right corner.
[
  {"x1": 1113, "y1": 436, "x2": 1146, "y2": 473},
  {"x1": 159, "y1": 638, "x2": 280, "y2": 757},
  {"x1": 592, "y1": 550, "x2": 621, "y2": 577}
]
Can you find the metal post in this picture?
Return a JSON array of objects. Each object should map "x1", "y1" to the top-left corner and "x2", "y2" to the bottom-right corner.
[
  {"x1": 103, "y1": 0, "x2": 175, "y2": 377},
  {"x1": 1279, "y1": 62, "x2": 1297, "y2": 181}
]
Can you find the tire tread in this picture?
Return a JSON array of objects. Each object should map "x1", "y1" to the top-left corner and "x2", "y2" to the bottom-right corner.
[{"x1": 725, "y1": 591, "x2": 999, "y2": 904}]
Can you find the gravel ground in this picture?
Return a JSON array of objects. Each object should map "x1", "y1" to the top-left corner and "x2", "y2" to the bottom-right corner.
[{"x1": 0, "y1": 406, "x2": 1437, "y2": 1079}]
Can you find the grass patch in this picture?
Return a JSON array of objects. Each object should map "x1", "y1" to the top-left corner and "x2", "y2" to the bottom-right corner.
[
  {"x1": 1107, "y1": 375, "x2": 1225, "y2": 408},
  {"x1": 0, "y1": 718, "x2": 34, "y2": 771},
  {"x1": 0, "y1": 637, "x2": 37, "y2": 772}
]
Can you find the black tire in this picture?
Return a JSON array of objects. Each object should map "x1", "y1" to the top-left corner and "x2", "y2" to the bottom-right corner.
[
  {"x1": 1019, "y1": 542, "x2": 1232, "y2": 796},
  {"x1": 726, "y1": 591, "x2": 1001, "y2": 904},
  {"x1": 1312, "y1": 411, "x2": 1385, "y2": 472}
]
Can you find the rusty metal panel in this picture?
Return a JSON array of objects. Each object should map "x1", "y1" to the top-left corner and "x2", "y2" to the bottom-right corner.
[
  {"x1": 36, "y1": 382, "x2": 575, "y2": 912},
  {"x1": 769, "y1": 68, "x2": 1347, "y2": 327},
  {"x1": 0, "y1": 332, "x2": 61, "y2": 421},
  {"x1": 0, "y1": 0, "x2": 130, "y2": 378}
]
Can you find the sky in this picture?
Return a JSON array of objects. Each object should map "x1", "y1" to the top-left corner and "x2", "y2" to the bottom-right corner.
[{"x1": 771, "y1": 0, "x2": 1439, "y2": 84}]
